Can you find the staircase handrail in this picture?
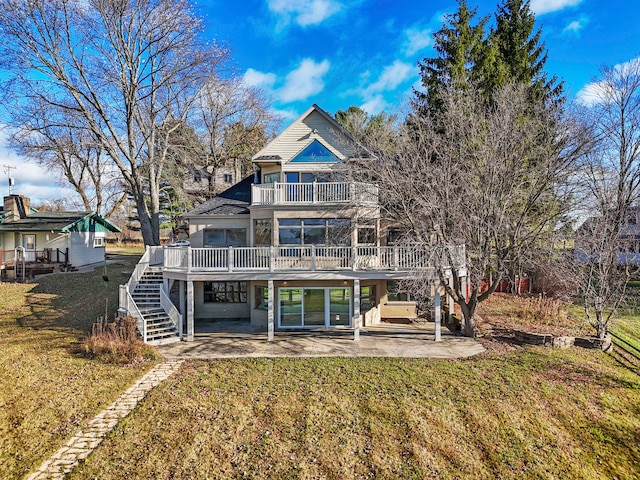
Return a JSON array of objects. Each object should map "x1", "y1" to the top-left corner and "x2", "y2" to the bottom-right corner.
[
  {"x1": 126, "y1": 246, "x2": 151, "y2": 293},
  {"x1": 119, "y1": 285, "x2": 147, "y2": 342},
  {"x1": 160, "y1": 286, "x2": 183, "y2": 339}
]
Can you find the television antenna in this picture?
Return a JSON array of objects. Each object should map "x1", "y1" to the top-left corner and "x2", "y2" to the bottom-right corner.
[{"x1": 2, "y1": 164, "x2": 15, "y2": 195}]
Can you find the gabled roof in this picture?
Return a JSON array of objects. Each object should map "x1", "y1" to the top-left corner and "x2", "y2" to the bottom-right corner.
[
  {"x1": 252, "y1": 104, "x2": 364, "y2": 165},
  {"x1": 185, "y1": 176, "x2": 253, "y2": 217},
  {"x1": 0, "y1": 211, "x2": 121, "y2": 233}
]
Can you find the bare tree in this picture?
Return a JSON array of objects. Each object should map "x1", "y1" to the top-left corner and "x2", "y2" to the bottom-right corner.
[
  {"x1": 574, "y1": 59, "x2": 640, "y2": 339},
  {"x1": 190, "y1": 76, "x2": 280, "y2": 183},
  {"x1": 0, "y1": 0, "x2": 227, "y2": 245},
  {"x1": 10, "y1": 102, "x2": 125, "y2": 217},
  {"x1": 352, "y1": 83, "x2": 585, "y2": 337}
]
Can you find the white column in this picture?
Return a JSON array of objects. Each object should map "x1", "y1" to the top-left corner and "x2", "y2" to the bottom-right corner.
[
  {"x1": 186, "y1": 280, "x2": 194, "y2": 342},
  {"x1": 434, "y1": 281, "x2": 442, "y2": 342},
  {"x1": 268, "y1": 280, "x2": 274, "y2": 341},
  {"x1": 353, "y1": 279, "x2": 360, "y2": 341},
  {"x1": 179, "y1": 280, "x2": 185, "y2": 339},
  {"x1": 448, "y1": 284, "x2": 455, "y2": 325}
]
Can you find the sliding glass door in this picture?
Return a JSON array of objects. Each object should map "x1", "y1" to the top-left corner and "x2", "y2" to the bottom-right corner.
[{"x1": 278, "y1": 287, "x2": 351, "y2": 328}]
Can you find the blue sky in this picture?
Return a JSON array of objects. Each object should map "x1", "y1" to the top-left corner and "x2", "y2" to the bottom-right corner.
[
  {"x1": 2, "y1": 0, "x2": 639, "y2": 203},
  {"x1": 201, "y1": 0, "x2": 640, "y2": 119}
]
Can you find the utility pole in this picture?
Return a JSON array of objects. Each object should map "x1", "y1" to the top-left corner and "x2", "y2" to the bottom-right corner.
[{"x1": 2, "y1": 164, "x2": 16, "y2": 195}]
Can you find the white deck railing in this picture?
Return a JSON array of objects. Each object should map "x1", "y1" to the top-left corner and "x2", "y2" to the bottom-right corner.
[
  {"x1": 162, "y1": 245, "x2": 464, "y2": 273},
  {"x1": 251, "y1": 182, "x2": 378, "y2": 206}
]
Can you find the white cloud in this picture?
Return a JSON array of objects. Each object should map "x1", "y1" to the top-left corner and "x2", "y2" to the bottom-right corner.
[
  {"x1": 576, "y1": 57, "x2": 640, "y2": 106},
  {"x1": 563, "y1": 16, "x2": 588, "y2": 34},
  {"x1": 267, "y1": 0, "x2": 342, "y2": 27},
  {"x1": 243, "y1": 68, "x2": 277, "y2": 89},
  {"x1": 576, "y1": 81, "x2": 610, "y2": 106},
  {"x1": 364, "y1": 60, "x2": 413, "y2": 96},
  {"x1": 278, "y1": 58, "x2": 330, "y2": 102},
  {"x1": 360, "y1": 95, "x2": 388, "y2": 115},
  {"x1": 403, "y1": 27, "x2": 433, "y2": 56},
  {"x1": 530, "y1": 0, "x2": 583, "y2": 15}
]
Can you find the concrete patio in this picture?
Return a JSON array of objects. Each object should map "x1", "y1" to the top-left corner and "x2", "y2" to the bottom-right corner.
[{"x1": 155, "y1": 320, "x2": 486, "y2": 359}]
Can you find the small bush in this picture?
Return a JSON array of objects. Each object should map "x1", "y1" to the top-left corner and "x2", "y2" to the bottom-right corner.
[{"x1": 81, "y1": 315, "x2": 159, "y2": 365}]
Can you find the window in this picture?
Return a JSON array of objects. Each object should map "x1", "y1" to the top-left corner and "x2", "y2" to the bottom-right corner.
[
  {"x1": 278, "y1": 218, "x2": 350, "y2": 245},
  {"x1": 357, "y1": 220, "x2": 376, "y2": 245},
  {"x1": 360, "y1": 285, "x2": 377, "y2": 311},
  {"x1": 204, "y1": 281, "x2": 247, "y2": 303},
  {"x1": 93, "y1": 237, "x2": 104, "y2": 248},
  {"x1": 263, "y1": 172, "x2": 280, "y2": 184},
  {"x1": 255, "y1": 286, "x2": 268, "y2": 310},
  {"x1": 254, "y1": 219, "x2": 272, "y2": 246},
  {"x1": 387, "y1": 228, "x2": 405, "y2": 245},
  {"x1": 223, "y1": 174, "x2": 233, "y2": 183},
  {"x1": 289, "y1": 139, "x2": 339, "y2": 163},
  {"x1": 387, "y1": 281, "x2": 409, "y2": 302},
  {"x1": 203, "y1": 228, "x2": 247, "y2": 247}
]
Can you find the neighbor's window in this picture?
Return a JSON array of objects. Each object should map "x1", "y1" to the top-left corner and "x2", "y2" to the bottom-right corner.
[
  {"x1": 255, "y1": 286, "x2": 268, "y2": 310},
  {"x1": 93, "y1": 237, "x2": 104, "y2": 248},
  {"x1": 254, "y1": 219, "x2": 272, "y2": 246},
  {"x1": 223, "y1": 173, "x2": 233, "y2": 183},
  {"x1": 386, "y1": 281, "x2": 409, "y2": 302},
  {"x1": 203, "y1": 228, "x2": 247, "y2": 247},
  {"x1": 204, "y1": 281, "x2": 247, "y2": 303}
]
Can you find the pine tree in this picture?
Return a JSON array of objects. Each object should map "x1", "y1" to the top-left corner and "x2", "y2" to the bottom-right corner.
[
  {"x1": 486, "y1": 0, "x2": 563, "y2": 105},
  {"x1": 414, "y1": 0, "x2": 488, "y2": 115}
]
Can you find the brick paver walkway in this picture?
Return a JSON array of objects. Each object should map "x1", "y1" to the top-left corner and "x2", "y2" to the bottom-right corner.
[{"x1": 25, "y1": 360, "x2": 183, "y2": 480}]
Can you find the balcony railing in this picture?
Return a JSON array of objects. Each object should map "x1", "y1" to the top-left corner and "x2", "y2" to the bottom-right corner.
[
  {"x1": 251, "y1": 182, "x2": 379, "y2": 206},
  {"x1": 163, "y1": 245, "x2": 465, "y2": 274}
]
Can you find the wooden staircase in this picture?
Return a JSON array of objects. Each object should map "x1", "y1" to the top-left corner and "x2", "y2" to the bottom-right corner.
[{"x1": 131, "y1": 268, "x2": 180, "y2": 344}]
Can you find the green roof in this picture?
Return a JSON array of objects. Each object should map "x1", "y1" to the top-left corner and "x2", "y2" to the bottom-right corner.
[{"x1": 0, "y1": 211, "x2": 121, "y2": 233}]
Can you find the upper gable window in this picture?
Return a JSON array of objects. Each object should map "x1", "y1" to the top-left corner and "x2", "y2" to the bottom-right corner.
[{"x1": 290, "y1": 139, "x2": 338, "y2": 163}]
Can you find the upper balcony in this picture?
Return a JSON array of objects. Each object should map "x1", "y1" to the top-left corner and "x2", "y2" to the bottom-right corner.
[{"x1": 251, "y1": 182, "x2": 378, "y2": 206}]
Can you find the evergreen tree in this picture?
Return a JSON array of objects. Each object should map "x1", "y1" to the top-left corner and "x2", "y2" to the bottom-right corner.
[
  {"x1": 414, "y1": 0, "x2": 488, "y2": 115},
  {"x1": 486, "y1": 0, "x2": 563, "y2": 105}
]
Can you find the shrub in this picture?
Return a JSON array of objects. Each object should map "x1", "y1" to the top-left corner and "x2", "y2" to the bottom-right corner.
[{"x1": 81, "y1": 315, "x2": 159, "y2": 365}]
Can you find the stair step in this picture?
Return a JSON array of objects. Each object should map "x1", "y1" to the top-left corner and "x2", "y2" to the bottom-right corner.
[
  {"x1": 147, "y1": 335, "x2": 181, "y2": 346},
  {"x1": 145, "y1": 315, "x2": 172, "y2": 323}
]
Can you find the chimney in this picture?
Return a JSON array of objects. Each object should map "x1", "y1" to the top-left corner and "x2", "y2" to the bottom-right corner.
[{"x1": 3, "y1": 195, "x2": 30, "y2": 221}]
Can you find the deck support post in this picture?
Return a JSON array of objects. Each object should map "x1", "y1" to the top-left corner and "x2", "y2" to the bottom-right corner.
[
  {"x1": 268, "y1": 280, "x2": 274, "y2": 341},
  {"x1": 186, "y1": 280, "x2": 194, "y2": 342},
  {"x1": 179, "y1": 280, "x2": 186, "y2": 339},
  {"x1": 434, "y1": 281, "x2": 442, "y2": 342},
  {"x1": 353, "y1": 278, "x2": 360, "y2": 341}
]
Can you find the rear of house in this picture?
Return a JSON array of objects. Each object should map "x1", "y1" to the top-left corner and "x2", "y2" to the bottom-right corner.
[{"x1": 120, "y1": 105, "x2": 466, "y2": 343}]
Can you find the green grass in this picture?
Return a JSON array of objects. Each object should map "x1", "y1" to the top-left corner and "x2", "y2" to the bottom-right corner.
[
  {"x1": 69, "y1": 351, "x2": 640, "y2": 480},
  {"x1": 0, "y1": 254, "x2": 155, "y2": 479},
  {"x1": 610, "y1": 314, "x2": 640, "y2": 353}
]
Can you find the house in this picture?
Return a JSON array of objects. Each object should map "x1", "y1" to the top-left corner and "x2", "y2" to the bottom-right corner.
[
  {"x1": 0, "y1": 194, "x2": 121, "y2": 279},
  {"x1": 119, "y1": 105, "x2": 465, "y2": 344}
]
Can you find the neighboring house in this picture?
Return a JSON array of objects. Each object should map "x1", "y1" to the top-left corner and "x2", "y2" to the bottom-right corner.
[
  {"x1": 182, "y1": 158, "x2": 243, "y2": 198},
  {"x1": 0, "y1": 194, "x2": 121, "y2": 279},
  {"x1": 120, "y1": 105, "x2": 464, "y2": 344},
  {"x1": 575, "y1": 208, "x2": 640, "y2": 264}
]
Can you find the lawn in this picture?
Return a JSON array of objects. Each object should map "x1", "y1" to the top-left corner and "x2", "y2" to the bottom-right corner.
[
  {"x1": 0, "y1": 254, "x2": 155, "y2": 479},
  {"x1": 3, "y1": 267, "x2": 640, "y2": 479},
  {"x1": 70, "y1": 351, "x2": 640, "y2": 479}
]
